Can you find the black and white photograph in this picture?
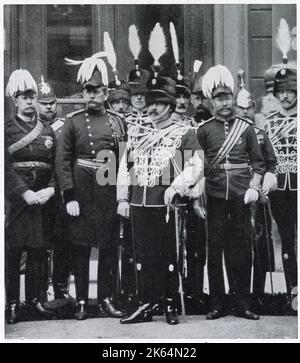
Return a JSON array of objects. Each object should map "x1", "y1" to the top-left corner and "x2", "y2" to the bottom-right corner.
[{"x1": 1, "y1": 0, "x2": 298, "y2": 343}]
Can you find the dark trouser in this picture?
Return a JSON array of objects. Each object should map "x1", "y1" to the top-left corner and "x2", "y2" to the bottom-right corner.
[
  {"x1": 270, "y1": 190, "x2": 297, "y2": 293},
  {"x1": 71, "y1": 245, "x2": 117, "y2": 303},
  {"x1": 225, "y1": 202, "x2": 275, "y2": 297},
  {"x1": 120, "y1": 219, "x2": 137, "y2": 298},
  {"x1": 52, "y1": 241, "x2": 72, "y2": 298},
  {"x1": 6, "y1": 247, "x2": 47, "y2": 304},
  {"x1": 207, "y1": 196, "x2": 252, "y2": 311},
  {"x1": 184, "y1": 208, "x2": 206, "y2": 297},
  {"x1": 131, "y1": 206, "x2": 178, "y2": 305},
  {"x1": 252, "y1": 202, "x2": 275, "y2": 296}
]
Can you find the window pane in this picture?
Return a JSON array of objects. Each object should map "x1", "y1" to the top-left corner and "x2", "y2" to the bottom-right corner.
[{"x1": 47, "y1": 5, "x2": 93, "y2": 97}]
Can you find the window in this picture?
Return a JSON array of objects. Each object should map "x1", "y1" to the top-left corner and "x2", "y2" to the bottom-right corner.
[{"x1": 47, "y1": 5, "x2": 93, "y2": 97}]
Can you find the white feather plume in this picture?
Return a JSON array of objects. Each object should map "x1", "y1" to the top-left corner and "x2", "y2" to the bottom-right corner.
[
  {"x1": 202, "y1": 65, "x2": 234, "y2": 99},
  {"x1": 104, "y1": 32, "x2": 117, "y2": 72},
  {"x1": 6, "y1": 69, "x2": 37, "y2": 98},
  {"x1": 64, "y1": 51, "x2": 109, "y2": 86},
  {"x1": 129, "y1": 25, "x2": 141, "y2": 60},
  {"x1": 170, "y1": 22, "x2": 179, "y2": 64},
  {"x1": 275, "y1": 18, "x2": 292, "y2": 58},
  {"x1": 193, "y1": 60, "x2": 202, "y2": 74},
  {"x1": 149, "y1": 23, "x2": 166, "y2": 66}
]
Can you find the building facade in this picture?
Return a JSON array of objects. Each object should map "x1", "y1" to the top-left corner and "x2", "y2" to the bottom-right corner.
[{"x1": 4, "y1": 3, "x2": 296, "y2": 119}]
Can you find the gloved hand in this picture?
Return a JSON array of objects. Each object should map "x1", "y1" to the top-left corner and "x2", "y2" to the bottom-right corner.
[
  {"x1": 66, "y1": 201, "x2": 80, "y2": 216},
  {"x1": 22, "y1": 190, "x2": 42, "y2": 205},
  {"x1": 117, "y1": 200, "x2": 130, "y2": 219},
  {"x1": 261, "y1": 172, "x2": 277, "y2": 197},
  {"x1": 164, "y1": 186, "x2": 177, "y2": 205},
  {"x1": 193, "y1": 198, "x2": 207, "y2": 219},
  {"x1": 244, "y1": 188, "x2": 259, "y2": 204},
  {"x1": 36, "y1": 187, "x2": 55, "y2": 205}
]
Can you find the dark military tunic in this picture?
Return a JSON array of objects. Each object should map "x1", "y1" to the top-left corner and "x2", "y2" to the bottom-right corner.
[
  {"x1": 5, "y1": 115, "x2": 56, "y2": 248},
  {"x1": 197, "y1": 115, "x2": 266, "y2": 200},
  {"x1": 56, "y1": 108, "x2": 126, "y2": 249}
]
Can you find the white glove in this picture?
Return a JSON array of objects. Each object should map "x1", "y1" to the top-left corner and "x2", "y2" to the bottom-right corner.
[
  {"x1": 66, "y1": 201, "x2": 80, "y2": 216},
  {"x1": 36, "y1": 187, "x2": 55, "y2": 205},
  {"x1": 164, "y1": 186, "x2": 177, "y2": 205},
  {"x1": 193, "y1": 198, "x2": 207, "y2": 219},
  {"x1": 244, "y1": 188, "x2": 259, "y2": 204},
  {"x1": 22, "y1": 190, "x2": 42, "y2": 205},
  {"x1": 117, "y1": 200, "x2": 130, "y2": 219},
  {"x1": 261, "y1": 172, "x2": 277, "y2": 197}
]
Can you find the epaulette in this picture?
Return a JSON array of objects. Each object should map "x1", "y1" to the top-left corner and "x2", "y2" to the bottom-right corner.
[
  {"x1": 236, "y1": 115, "x2": 254, "y2": 125},
  {"x1": 65, "y1": 108, "x2": 85, "y2": 119},
  {"x1": 197, "y1": 116, "x2": 215, "y2": 128}
]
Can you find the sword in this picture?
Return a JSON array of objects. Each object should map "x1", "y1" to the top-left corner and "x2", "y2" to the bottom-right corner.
[
  {"x1": 262, "y1": 197, "x2": 274, "y2": 295},
  {"x1": 116, "y1": 217, "x2": 124, "y2": 296},
  {"x1": 174, "y1": 203, "x2": 187, "y2": 316}
]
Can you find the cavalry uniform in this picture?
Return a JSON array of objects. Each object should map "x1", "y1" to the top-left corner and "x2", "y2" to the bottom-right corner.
[
  {"x1": 118, "y1": 75, "x2": 203, "y2": 325},
  {"x1": 265, "y1": 105, "x2": 297, "y2": 292}
]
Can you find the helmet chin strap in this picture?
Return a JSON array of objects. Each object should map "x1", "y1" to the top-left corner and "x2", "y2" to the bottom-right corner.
[{"x1": 149, "y1": 104, "x2": 171, "y2": 122}]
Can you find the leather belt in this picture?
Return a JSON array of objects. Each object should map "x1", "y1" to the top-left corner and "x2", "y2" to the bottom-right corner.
[
  {"x1": 76, "y1": 158, "x2": 107, "y2": 169},
  {"x1": 214, "y1": 163, "x2": 250, "y2": 170},
  {"x1": 13, "y1": 161, "x2": 52, "y2": 169}
]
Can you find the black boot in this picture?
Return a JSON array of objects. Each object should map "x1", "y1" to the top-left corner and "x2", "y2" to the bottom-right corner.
[
  {"x1": 101, "y1": 297, "x2": 126, "y2": 318},
  {"x1": 74, "y1": 300, "x2": 88, "y2": 321},
  {"x1": 120, "y1": 302, "x2": 154, "y2": 324},
  {"x1": 6, "y1": 303, "x2": 18, "y2": 324},
  {"x1": 28, "y1": 298, "x2": 54, "y2": 317},
  {"x1": 164, "y1": 300, "x2": 179, "y2": 325}
]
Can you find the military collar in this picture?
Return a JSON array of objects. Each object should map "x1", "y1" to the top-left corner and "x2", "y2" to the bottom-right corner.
[
  {"x1": 214, "y1": 114, "x2": 236, "y2": 123},
  {"x1": 280, "y1": 105, "x2": 297, "y2": 117}
]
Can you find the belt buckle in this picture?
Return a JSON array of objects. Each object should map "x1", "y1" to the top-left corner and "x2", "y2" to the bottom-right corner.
[{"x1": 223, "y1": 163, "x2": 231, "y2": 170}]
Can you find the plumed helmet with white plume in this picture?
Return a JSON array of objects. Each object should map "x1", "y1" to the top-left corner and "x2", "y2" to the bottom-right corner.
[
  {"x1": 275, "y1": 18, "x2": 292, "y2": 69},
  {"x1": 65, "y1": 51, "x2": 109, "y2": 88},
  {"x1": 169, "y1": 22, "x2": 182, "y2": 81},
  {"x1": 148, "y1": 23, "x2": 166, "y2": 85},
  {"x1": 6, "y1": 69, "x2": 37, "y2": 99},
  {"x1": 128, "y1": 24, "x2": 142, "y2": 77},
  {"x1": 202, "y1": 64, "x2": 234, "y2": 99},
  {"x1": 104, "y1": 32, "x2": 121, "y2": 86},
  {"x1": 273, "y1": 19, "x2": 297, "y2": 94}
]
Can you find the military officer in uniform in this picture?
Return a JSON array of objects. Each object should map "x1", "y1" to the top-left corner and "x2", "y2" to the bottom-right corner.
[
  {"x1": 108, "y1": 80, "x2": 131, "y2": 115},
  {"x1": 56, "y1": 52, "x2": 127, "y2": 320},
  {"x1": 171, "y1": 70, "x2": 207, "y2": 307},
  {"x1": 265, "y1": 65, "x2": 297, "y2": 295},
  {"x1": 197, "y1": 65, "x2": 265, "y2": 320},
  {"x1": 5, "y1": 69, "x2": 56, "y2": 323},
  {"x1": 190, "y1": 61, "x2": 212, "y2": 124},
  {"x1": 36, "y1": 77, "x2": 74, "y2": 302},
  {"x1": 117, "y1": 75, "x2": 204, "y2": 325},
  {"x1": 225, "y1": 71, "x2": 277, "y2": 301}
]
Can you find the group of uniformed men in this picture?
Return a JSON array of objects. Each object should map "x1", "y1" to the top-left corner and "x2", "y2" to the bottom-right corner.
[{"x1": 5, "y1": 21, "x2": 297, "y2": 325}]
